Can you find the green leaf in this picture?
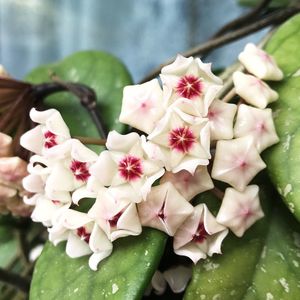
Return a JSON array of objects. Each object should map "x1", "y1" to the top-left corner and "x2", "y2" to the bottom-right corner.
[
  {"x1": 27, "y1": 51, "x2": 167, "y2": 299},
  {"x1": 25, "y1": 51, "x2": 132, "y2": 136},
  {"x1": 184, "y1": 186, "x2": 300, "y2": 299},
  {"x1": 31, "y1": 229, "x2": 166, "y2": 300},
  {"x1": 238, "y1": 0, "x2": 290, "y2": 8},
  {"x1": 263, "y1": 14, "x2": 300, "y2": 220}
]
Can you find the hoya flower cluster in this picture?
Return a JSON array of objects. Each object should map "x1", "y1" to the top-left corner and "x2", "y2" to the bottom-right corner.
[
  {"x1": 0, "y1": 132, "x2": 31, "y2": 216},
  {"x1": 21, "y1": 43, "x2": 282, "y2": 270}
]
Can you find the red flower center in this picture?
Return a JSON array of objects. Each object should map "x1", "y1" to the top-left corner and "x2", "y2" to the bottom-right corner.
[
  {"x1": 118, "y1": 155, "x2": 143, "y2": 181},
  {"x1": 157, "y1": 201, "x2": 166, "y2": 221},
  {"x1": 169, "y1": 126, "x2": 196, "y2": 153},
  {"x1": 176, "y1": 75, "x2": 203, "y2": 99},
  {"x1": 108, "y1": 211, "x2": 123, "y2": 228},
  {"x1": 51, "y1": 200, "x2": 61, "y2": 205},
  {"x1": 76, "y1": 227, "x2": 91, "y2": 243},
  {"x1": 192, "y1": 223, "x2": 208, "y2": 244},
  {"x1": 44, "y1": 131, "x2": 57, "y2": 149},
  {"x1": 70, "y1": 160, "x2": 90, "y2": 182}
]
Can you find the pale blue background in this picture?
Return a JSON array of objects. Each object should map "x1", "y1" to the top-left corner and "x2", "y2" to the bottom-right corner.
[{"x1": 0, "y1": 0, "x2": 267, "y2": 82}]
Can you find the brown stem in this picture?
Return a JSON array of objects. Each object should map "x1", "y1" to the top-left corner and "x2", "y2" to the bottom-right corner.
[
  {"x1": 213, "y1": 0, "x2": 273, "y2": 37},
  {"x1": 221, "y1": 87, "x2": 236, "y2": 103},
  {"x1": 211, "y1": 187, "x2": 225, "y2": 200},
  {"x1": 75, "y1": 136, "x2": 106, "y2": 146},
  {"x1": 0, "y1": 267, "x2": 30, "y2": 294},
  {"x1": 140, "y1": 6, "x2": 299, "y2": 83}
]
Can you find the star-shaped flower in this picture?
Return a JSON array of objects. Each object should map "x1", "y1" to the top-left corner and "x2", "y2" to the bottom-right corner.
[
  {"x1": 137, "y1": 182, "x2": 194, "y2": 236},
  {"x1": 160, "y1": 55, "x2": 223, "y2": 117},
  {"x1": 147, "y1": 108, "x2": 211, "y2": 174},
  {"x1": 234, "y1": 104, "x2": 279, "y2": 152},
  {"x1": 216, "y1": 185, "x2": 264, "y2": 237},
  {"x1": 20, "y1": 108, "x2": 71, "y2": 156},
  {"x1": 211, "y1": 136, "x2": 266, "y2": 191},
  {"x1": 89, "y1": 131, "x2": 164, "y2": 202},
  {"x1": 173, "y1": 204, "x2": 228, "y2": 264},
  {"x1": 207, "y1": 99, "x2": 237, "y2": 140},
  {"x1": 49, "y1": 209, "x2": 113, "y2": 270},
  {"x1": 238, "y1": 43, "x2": 283, "y2": 81},
  {"x1": 28, "y1": 193, "x2": 71, "y2": 227},
  {"x1": 160, "y1": 166, "x2": 214, "y2": 201},
  {"x1": 119, "y1": 79, "x2": 165, "y2": 134},
  {"x1": 44, "y1": 139, "x2": 98, "y2": 195},
  {"x1": 233, "y1": 71, "x2": 278, "y2": 109},
  {"x1": 88, "y1": 187, "x2": 142, "y2": 241}
]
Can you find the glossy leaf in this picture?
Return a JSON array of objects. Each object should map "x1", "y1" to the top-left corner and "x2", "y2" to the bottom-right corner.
[
  {"x1": 263, "y1": 14, "x2": 300, "y2": 220},
  {"x1": 27, "y1": 51, "x2": 167, "y2": 299},
  {"x1": 184, "y1": 186, "x2": 300, "y2": 299},
  {"x1": 31, "y1": 229, "x2": 166, "y2": 300}
]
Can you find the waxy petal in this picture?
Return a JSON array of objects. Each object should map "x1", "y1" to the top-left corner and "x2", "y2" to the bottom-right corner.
[
  {"x1": 238, "y1": 43, "x2": 283, "y2": 81},
  {"x1": 163, "y1": 265, "x2": 192, "y2": 293},
  {"x1": 160, "y1": 166, "x2": 213, "y2": 201},
  {"x1": 138, "y1": 182, "x2": 193, "y2": 236},
  {"x1": 174, "y1": 204, "x2": 228, "y2": 264},
  {"x1": 119, "y1": 80, "x2": 165, "y2": 134},
  {"x1": 234, "y1": 104, "x2": 279, "y2": 153},
  {"x1": 160, "y1": 55, "x2": 222, "y2": 117},
  {"x1": 208, "y1": 100, "x2": 237, "y2": 140},
  {"x1": 30, "y1": 108, "x2": 70, "y2": 138},
  {"x1": 233, "y1": 71, "x2": 278, "y2": 109},
  {"x1": 216, "y1": 185, "x2": 264, "y2": 237},
  {"x1": 211, "y1": 136, "x2": 266, "y2": 191}
]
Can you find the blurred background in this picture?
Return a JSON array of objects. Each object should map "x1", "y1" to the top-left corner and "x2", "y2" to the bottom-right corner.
[{"x1": 0, "y1": 0, "x2": 268, "y2": 82}]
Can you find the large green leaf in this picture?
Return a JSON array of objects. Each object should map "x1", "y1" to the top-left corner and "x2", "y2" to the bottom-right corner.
[
  {"x1": 263, "y1": 14, "x2": 300, "y2": 220},
  {"x1": 184, "y1": 186, "x2": 300, "y2": 299},
  {"x1": 27, "y1": 51, "x2": 167, "y2": 299}
]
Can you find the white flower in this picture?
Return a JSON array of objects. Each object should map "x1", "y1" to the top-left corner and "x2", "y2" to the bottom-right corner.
[
  {"x1": 160, "y1": 166, "x2": 213, "y2": 201},
  {"x1": 234, "y1": 104, "x2": 279, "y2": 153},
  {"x1": 20, "y1": 108, "x2": 71, "y2": 156},
  {"x1": 29, "y1": 193, "x2": 71, "y2": 227},
  {"x1": 150, "y1": 271, "x2": 167, "y2": 296},
  {"x1": 88, "y1": 187, "x2": 142, "y2": 241},
  {"x1": 43, "y1": 139, "x2": 98, "y2": 196},
  {"x1": 137, "y1": 182, "x2": 194, "y2": 236},
  {"x1": 207, "y1": 99, "x2": 237, "y2": 140},
  {"x1": 147, "y1": 108, "x2": 211, "y2": 174},
  {"x1": 49, "y1": 209, "x2": 113, "y2": 270},
  {"x1": 238, "y1": 43, "x2": 283, "y2": 81},
  {"x1": 163, "y1": 265, "x2": 192, "y2": 293},
  {"x1": 173, "y1": 204, "x2": 228, "y2": 264},
  {"x1": 233, "y1": 71, "x2": 278, "y2": 109},
  {"x1": 211, "y1": 136, "x2": 266, "y2": 191},
  {"x1": 160, "y1": 54, "x2": 222, "y2": 117},
  {"x1": 119, "y1": 79, "x2": 165, "y2": 134},
  {"x1": 216, "y1": 185, "x2": 264, "y2": 237},
  {"x1": 89, "y1": 131, "x2": 164, "y2": 202}
]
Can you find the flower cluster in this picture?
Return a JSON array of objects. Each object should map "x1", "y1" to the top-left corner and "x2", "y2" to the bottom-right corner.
[
  {"x1": 0, "y1": 132, "x2": 31, "y2": 216},
  {"x1": 21, "y1": 43, "x2": 282, "y2": 270}
]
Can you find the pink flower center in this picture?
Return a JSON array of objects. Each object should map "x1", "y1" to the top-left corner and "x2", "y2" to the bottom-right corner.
[
  {"x1": 44, "y1": 131, "x2": 57, "y2": 149},
  {"x1": 157, "y1": 201, "x2": 166, "y2": 221},
  {"x1": 169, "y1": 126, "x2": 196, "y2": 153},
  {"x1": 256, "y1": 122, "x2": 266, "y2": 133},
  {"x1": 176, "y1": 75, "x2": 203, "y2": 99},
  {"x1": 108, "y1": 211, "x2": 123, "y2": 228},
  {"x1": 76, "y1": 227, "x2": 91, "y2": 243},
  {"x1": 51, "y1": 200, "x2": 61, "y2": 205},
  {"x1": 237, "y1": 158, "x2": 248, "y2": 170},
  {"x1": 241, "y1": 207, "x2": 253, "y2": 219},
  {"x1": 118, "y1": 155, "x2": 143, "y2": 181},
  {"x1": 70, "y1": 160, "x2": 90, "y2": 182},
  {"x1": 192, "y1": 223, "x2": 208, "y2": 244}
]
